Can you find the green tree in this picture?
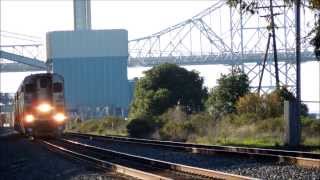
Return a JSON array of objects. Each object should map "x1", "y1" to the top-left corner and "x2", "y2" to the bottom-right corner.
[
  {"x1": 226, "y1": 0, "x2": 320, "y2": 60},
  {"x1": 129, "y1": 63, "x2": 208, "y2": 119},
  {"x1": 206, "y1": 68, "x2": 250, "y2": 117}
]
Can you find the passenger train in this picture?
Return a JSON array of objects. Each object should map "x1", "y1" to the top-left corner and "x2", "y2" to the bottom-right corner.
[{"x1": 14, "y1": 73, "x2": 67, "y2": 137}]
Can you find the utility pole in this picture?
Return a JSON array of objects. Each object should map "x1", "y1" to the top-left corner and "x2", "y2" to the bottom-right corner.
[
  {"x1": 258, "y1": 33, "x2": 272, "y2": 95},
  {"x1": 269, "y1": 0, "x2": 280, "y2": 89},
  {"x1": 295, "y1": 0, "x2": 301, "y2": 144}
]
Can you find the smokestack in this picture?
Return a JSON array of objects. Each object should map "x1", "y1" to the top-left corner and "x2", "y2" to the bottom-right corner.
[{"x1": 73, "y1": 0, "x2": 91, "y2": 31}]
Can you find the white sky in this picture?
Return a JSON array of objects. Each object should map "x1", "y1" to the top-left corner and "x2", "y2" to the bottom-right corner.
[
  {"x1": 0, "y1": 0, "x2": 319, "y2": 113},
  {"x1": 1, "y1": 0, "x2": 214, "y2": 41}
]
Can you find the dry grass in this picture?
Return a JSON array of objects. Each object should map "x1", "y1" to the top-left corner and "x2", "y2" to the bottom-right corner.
[
  {"x1": 186, "y1": 115, "x2": 319, "y2": 149},
  {"x1": 66, "y1": 117, "x2": 128, "y2": 136}
]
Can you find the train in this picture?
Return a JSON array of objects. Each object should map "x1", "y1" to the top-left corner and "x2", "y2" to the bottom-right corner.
[{"x1": 13, "y1": 73, "x2": 67, "y2": 137}]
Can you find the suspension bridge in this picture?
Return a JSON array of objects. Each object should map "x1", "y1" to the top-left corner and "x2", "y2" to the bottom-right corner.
[{"x1": 0, "y1": 0, "x2": 318, "y2": 93}]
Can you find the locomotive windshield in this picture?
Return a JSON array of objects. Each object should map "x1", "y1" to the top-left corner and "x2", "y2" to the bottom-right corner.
[
  {"x1": 25, "y1": 84, "x2": 36, "y2": 93},
  {"x1": 53, "y1": 83, "x2": 63, "y2": 92},
  {"x1": 40, "y1": 78, "x2": 48, "y2": 88}
]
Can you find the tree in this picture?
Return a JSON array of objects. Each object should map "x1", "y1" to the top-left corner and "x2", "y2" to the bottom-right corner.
[
  {"x1": 206, "y1": 68, "x2": 250, "y2": 117},
  {"x1": 310, "y1": 15, "x2": 320, "y2": 60},
  {"x1": 129, "y1": 63, "x2": 208, "y2": 119}
]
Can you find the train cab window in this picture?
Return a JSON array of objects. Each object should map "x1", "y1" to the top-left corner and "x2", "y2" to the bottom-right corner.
[
  {"x1": 25, "y1": 84, "x2": 36, "y2": 93},
  {"x1": 53, "y1": 83, "x2": 63, "y2": 92},
  {"x1": 40, "y1": 78, "x2": 48, "y2": 88}
]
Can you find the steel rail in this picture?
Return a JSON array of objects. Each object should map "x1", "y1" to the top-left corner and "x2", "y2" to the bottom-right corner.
[
  {"x1": 40, "y1": 139, "x2": 172, "y2": 180},
  {"x1": 44, "y1": 138, "x2": 256, "y2": 180},
  {"x1": 66, "y1": 132, "x2": 320, "y2": 169}
]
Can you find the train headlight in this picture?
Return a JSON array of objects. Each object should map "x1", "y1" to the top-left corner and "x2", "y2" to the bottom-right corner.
[
  {"x1": 25, "y1": 114, "x2": 34, "y2": 123},
  {"x1": 53, "y1": 113, "x2": 66, "y2": 123},
  {"x1": 37, "y1": 103, "x2": 52, "y2": 113}
]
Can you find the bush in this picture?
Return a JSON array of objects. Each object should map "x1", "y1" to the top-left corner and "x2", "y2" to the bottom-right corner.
[
  {"x1": 264, "y1": 91, "x2": 282, "y2": 118},
  {"x1": 188, "y1": 112, "x2": 213, "y2": 136},
  {"x1": 230, "y1": 113, "x2": 258, "y2": 125},
  {"x1": 256, "y1": 116, "x2": 284, "y2": 134},
  {"x1": 235, "y1": 88, "x2": 308, "y2": 120},
  {"x1": 79, "y1": 120, "x2": 100, "y2": 133},
  {"x1": 158, "y1": 106, "x2": 190, "y2": 141},
  {"x1": 236, "y1": 93, "x2": 264, "y2": 118},
  {"x1": 159, "y1": 121, "x2": 190, "y2": 141},
  {"x1": 301, "y1": 117, "x2": 320, "y2": 135},
  {"x1": 158, "y1": 107, "x2": 214, "y2": 141},
  {"x1": 127, "y1": 117, "x2": 158, "y2": 138}
]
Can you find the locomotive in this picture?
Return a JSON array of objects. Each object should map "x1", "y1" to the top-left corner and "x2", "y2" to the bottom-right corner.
[{"x1": 14, "y1": 73, "x2": 67, "y2": 137}]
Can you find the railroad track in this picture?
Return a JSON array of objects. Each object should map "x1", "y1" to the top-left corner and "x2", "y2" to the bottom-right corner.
[
  {"x1": 40, "y1": 138, "x2": 255, "y2": 180},
  {"x1": 65, "y1": 132, "x2": 320, "y2": 169}
]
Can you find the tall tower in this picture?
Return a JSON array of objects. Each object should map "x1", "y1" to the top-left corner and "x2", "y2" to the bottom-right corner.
[{"x1": 73, "y1": 0, "x2": 91, "y2": 30}]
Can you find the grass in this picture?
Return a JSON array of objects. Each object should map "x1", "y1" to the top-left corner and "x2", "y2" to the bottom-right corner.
[
  {"x1": 185, "y1": 114, "x2": 320, "y2": 152},
  {"x1": 66, "y1": 113, "x2": 320, "y2": 152},
  {"x1": 66, "y1": 116, "x2": 128, "y2": 136}
]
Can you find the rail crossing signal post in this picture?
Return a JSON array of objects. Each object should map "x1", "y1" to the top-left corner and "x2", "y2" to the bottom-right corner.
[
  {"x1": 281, "y1": 0, "x2": 302, "y2": 147},
  {"x1": 0, "y1": 58, "x2": 2, "y2": 115},
  {"x1": 284, "y1": 0, "x2": 302, "y2": 147}
]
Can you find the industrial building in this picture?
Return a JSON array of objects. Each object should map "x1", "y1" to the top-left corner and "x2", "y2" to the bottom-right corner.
[
  {"x1": 47, "y1": 30, "x2": 131, "y2": 118},
  {"x1": 44, "y1": 0, "x2": 132, "y2": 119}
]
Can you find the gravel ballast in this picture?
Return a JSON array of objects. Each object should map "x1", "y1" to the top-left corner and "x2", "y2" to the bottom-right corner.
[
  {"x1": 0, "y1": 128, "x2": 131, "y2": 180},
  {"x1": 66, "y1": 135, "x2": 320, "y2": 180}
]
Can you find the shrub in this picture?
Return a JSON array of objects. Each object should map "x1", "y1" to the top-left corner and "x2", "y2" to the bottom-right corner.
[
  {"x1": 127, "y1": 116, "x2": 158, "y2": 138},
  {"x1": 188, "y1": 112, "x2": 213, "y2": 136},
  {"x1": 158, "y1": 106, "x2": 190, "y2": 141},
  {"x1": 256, "y1": 116, "x2": 284, "y2": 134},
  {"x1": 231, "y1": 113, "x2": 258, "y2": 125},
  {"x1": 96, "y1": 117, "x2": 128, "y2": 135},
  {"x1": 264, "y1": 91, "x2": 282, "y2": 118},
  {"x1": 79, "y1": 119, "x2": 100, "y2": 133},
  {"x1": 159, "y1": 121, "x2": 190, "y2": 141},
  {"x1": 236, "y1": 93, "x2": 264, "y2": 118},
  {"x1": 158, "y1": 107, "x2": 214, "y2": 141},
  {"x1": 301, "y1": 117, "x2": 320, "y2": 136}
]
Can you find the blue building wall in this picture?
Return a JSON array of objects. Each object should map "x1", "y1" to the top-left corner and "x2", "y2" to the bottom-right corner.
[
  {"x1": 53, "y1": 57, "x2": 129, "y2": 109},
  {"x1": 47, "y1": 30, "x2": 131, "y2": 118}
]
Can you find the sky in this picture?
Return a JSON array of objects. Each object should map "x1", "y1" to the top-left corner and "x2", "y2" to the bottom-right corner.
[{"x1": 0, "y1": 0, "x2": 319, "y2": 113}]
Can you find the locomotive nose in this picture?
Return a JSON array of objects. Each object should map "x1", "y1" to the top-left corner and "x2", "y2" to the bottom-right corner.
[
  {"x1": 37, "y1": 103, "x2": 52, "y2": 113},
  {"x1": 53, "y1": 113, "x2": 66, "y2": 123}
]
